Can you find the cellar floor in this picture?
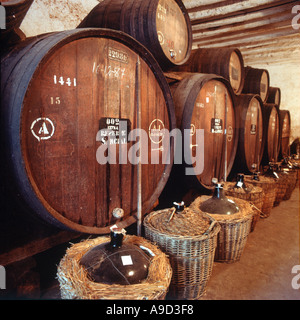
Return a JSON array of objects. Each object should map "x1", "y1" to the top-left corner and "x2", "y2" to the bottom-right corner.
[
  {"x1": 39, "y1": 185, "x2": 300, "y2": 300},
  {"x1": 200, "y1": 185, "x2": 300, "y2": 300}
]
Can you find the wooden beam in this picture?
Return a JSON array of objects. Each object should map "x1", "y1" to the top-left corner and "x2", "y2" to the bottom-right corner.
[
  {"x1": 188, "y1": 0, "x2": 296, "y2": 25},
  {"x1": 244, "y1": 46, "x2": 300, "y2": 55},
  {"x1": 242, "y1": 48, "x2": 300, "y2": 63},
  {"x1": 192, "y1": 4, "x2": 294, "y2": 35},
  {"x1": 183, "y1": 0, "x2": 300, "y2": 65},
  {"x1": 240, "y1": 35, "x2": 300, "y2": 54},
  {"x1": 193, "y1": 13, "x2": 292, "y2": 42},
  {"x1": 191, "y1": 4, "x2": 294, "y2": 31},
  {"x1": 183, "y1": 0, "x2": 225, "y2": 10},
  {"x1": 187, "y1": 0, "x2": 244, "y2": 14},
  {"x1": 193, "y1": 26, "x2": 298, "y2": 48},
  {"x1": 243, "y1": 49, "x2": 300, "y2": 65},
  {"x1": 222, "y1": 32, "x2": 299, "y2": 48},
  {"x1": 192, "y1": 33, "x2": 300, "y2": 64},
  {"x1": 193, "y1": 19, "x2": 294, "y2": 46}
]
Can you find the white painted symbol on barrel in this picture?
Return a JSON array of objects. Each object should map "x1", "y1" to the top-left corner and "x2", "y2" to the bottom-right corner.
[
  {"x1": 157, "y1": 31, "x2": 164, "y2": 45},
  {"x1": 190, "y1": 124, "x2": 196, "y2": 136},
  {"x1": 227, "y1": 125, "x2": 233, "y2": 142},
  {"x1": 149, "y1": 119, "x2": 165, "y2": 144},
  {"x1": 31, "y1": 117, "x2": 55, "y2": 141}
]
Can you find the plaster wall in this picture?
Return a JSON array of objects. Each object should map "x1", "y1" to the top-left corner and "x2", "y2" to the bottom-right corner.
[
  {"x1": 252, "y1": 61, "x2": 300, "y2": 144},
  {"x1": 20, "y1": 0, "x2": 100, "y2": 36}
]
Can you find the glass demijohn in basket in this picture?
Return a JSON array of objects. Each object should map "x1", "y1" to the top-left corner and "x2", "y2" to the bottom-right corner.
[
  {"x1": 80, "y1": 227, "x2": 151, "y2": 285},
  {"x1": 200, "y1": 179, "x2": 239, "y2": 215}
]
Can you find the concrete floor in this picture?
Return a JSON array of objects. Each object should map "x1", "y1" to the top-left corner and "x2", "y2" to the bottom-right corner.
[{"x1": 200, "y1": 186, "x2": 300, "y2": 300}]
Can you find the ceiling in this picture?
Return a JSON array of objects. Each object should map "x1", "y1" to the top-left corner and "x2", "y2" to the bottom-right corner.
[
  {"x1": 3, "y1": 0, "x2": 300, "y2": 66},
  {"x1": 183, "y1": 0, "x2": 300, "y2": 65}
]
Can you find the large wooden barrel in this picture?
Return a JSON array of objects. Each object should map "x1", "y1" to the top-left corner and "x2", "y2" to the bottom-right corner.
[
  {"x1": 261, "y1": 103, "x2": 280, "y2": 165},
  {"x1": 233, "y1": 94, "x2": 264, "y2": 174},
  {"x1": 267, "y1": 87, "x2": 281, "y2": 107},
  {"x1": 0, "y1": 28, "x2": 175, "y2": 234},
  {"x1": 77, "y1": 0, "x2": 192, "y2": 70},
  {"x1": 242, "y1": 67, "x2": 270, "y2": 103},
  {"x1": 166, "y1": 72, "x2": 238, "y2": 189},
  {"x1": 278, "y1": 110, "x2": 291, "y2": 158},
  {"x1": 173, "y1": 47, "x2": 245, "y2": 95}
]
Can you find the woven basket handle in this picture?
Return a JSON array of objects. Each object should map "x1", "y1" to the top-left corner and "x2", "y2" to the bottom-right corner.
[{"x1": 204, "y1": 220, "x2": 218, "y2": 235}]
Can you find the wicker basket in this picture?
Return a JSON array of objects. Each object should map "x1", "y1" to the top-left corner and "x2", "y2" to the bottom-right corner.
[
  {"x1": 223, "y1": 182, "x2": 263, "y2": 232},
  {"x1": 283, "y1": 170, "x2": 298, "y2": 200},
  {"x1": 143, "y1": 207, "x2": 220, "y2": 300},
  {"x1": 57, "y1": 235, "x2": 172, "y2": 300},
  {"x1": 244, "y1": 175, "x2": 277, "y2": 218},
  {"x1": 190, "y1": 196, "x2": 253, "y2": 263},
  {"x1": 272, "y1": 173, "x2": 290, "y2": 206}
]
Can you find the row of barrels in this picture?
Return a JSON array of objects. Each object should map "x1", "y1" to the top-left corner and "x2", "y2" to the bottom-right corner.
[
  {"x1": 77, "y1": 0, "x2": 291, "y2": 171},
  {"x1": 0, "y1": 0, "x2": 293, "y2": 235}
]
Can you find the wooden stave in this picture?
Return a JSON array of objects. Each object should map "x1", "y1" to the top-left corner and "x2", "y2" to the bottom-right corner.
[
  {"x1": 171, "y1": 47, "x2": 245, "y2": 95},
  {"x1": 242, "y1": 66, "x2": 270, "y2": 103},
  {"x1": 77, "y1": 0, "x2": 193, "y2": 70},
  {"x1": 167, "y1": 72, "x2": 238, "y2": 189},
  {"x1": 278, "y1": 109, "x2": 291, "y2": 158},
  {"x1": 261, "y1": 103, "x2": 280, "y2": 165},
  {"x1": 233, "y1": 94, "x2": 265, "y2": 174},
  {"x1": 0, "y1": 28, "x2": 176, "y2": 234},
  {"x1": 267, "y1": 86, "x2": 281, "y2": 107}
]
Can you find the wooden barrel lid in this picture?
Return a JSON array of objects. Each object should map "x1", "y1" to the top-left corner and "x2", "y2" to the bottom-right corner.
[
  {"x1": 260, "y1": 71, "x2": 269, "y2": 103},
  {"x1": 77, "y1": 0, "x2": 192, "y2": 69},
  {"x1": 262, "y1": 103, "x2": 280, "y2": 164},
  {"x1": 267, "y1": 87, "x2": 281, "y2": 107},
  {"x1": 243, "y1": 67, "x2": 270, "y2": 103},
  {"x1": 234, "y1": 94, "x2": 264, "y2": 173},
  {"x1": 168, "y1": 72, "x2": 238, "y2": 189},
  {"x1": 229, "y1": 50, "x2": 244, "y2": 94},
  {"x1": 173, "y1": 47, "x2": 245, "y2": 94},
  {"x1": 279, "y1": 110, "x2": 291, "y2": 157},
  {"x1": 1, "y1": 28, "x2": 175, "y2": 234},
  {"x1": 155, "y1": 0, "x2": 191, "y2": 65}
]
